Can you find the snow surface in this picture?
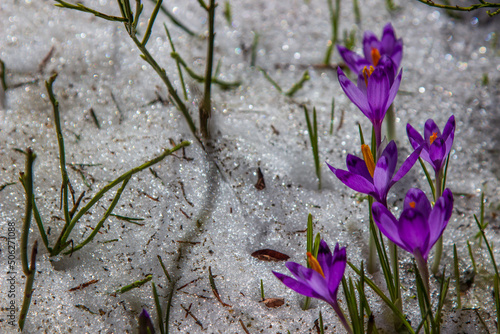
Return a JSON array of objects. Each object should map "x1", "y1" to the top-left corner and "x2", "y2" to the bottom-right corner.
[{"x1": 1, "y1": 0, "x2": 500, "y2": 333}]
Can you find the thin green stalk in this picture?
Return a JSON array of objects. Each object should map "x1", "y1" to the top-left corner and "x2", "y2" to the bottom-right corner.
[
  {"x1": 285, "y1": 70, "x2": 310, "y2": 97},
  {"x1": 474, "y1": 214, "x2": 499, "y2": 277},
  {"x1": 20, "y1": 148, "x2": 36, "y2": 274},
  {"x1": 250, "y1": 31, "x2": 260, "y2": 67},
  {"x1": 55, "y1": 141, "x2": 190, "y2": 253},
  {"x1": 353, "y1": 0, "x2": 361, "y2": 25},
  {"x1": 418, "y1": 158, "x2": 436, "y2": 201},
  {"x1": 223, "y1": 1, "x2": 232, "y2": 25},
  {"x1": 324, "y1": 0, "x2": 340, "y2": 65},
  {"x1": 113, "y1": 274, "x2": 153, "y2": 294},
  {"x1": 63, "y1": 176, "x2": 131, "y2": 254},
  {"x1": 348, "y1": 261, "x2": 415, "y2": 333},
  {"x1": 453, "y1": 244, "x2": 462, "y2": 309},
  {"x1": 54, "y1": 0, "x2": 127, "y2": 22},
  {"x1": 304, "y1": 106, "x2": 321, "y2": 190},
  {"x1": 415, "y1": 0, "x2": 500, "y2": 16},
  {"x1": 164, "y1": 278, "x2": 176, "y2": 334},
  {"x1": 257, "y1": 67, "x2": 282, "y2": 93},
  {"x1": 19, "y1": 241, "x2": 38, "y2": 331},
  {"x1": 164, "y1": 24, "x2": 188, "y2": 100},
  {"x1": 390, "y1": 241, "x2": 403, "y2": 325},
  {"x1": 385, "y1": 103, "x2": 396, "y2": 142},
  {"x1": 170, "y1": 52, "x2": 241, "y2": 89},
  {"x1": 141, "y1": 0, "x2": 163, "y2": 46},
  {"x1": 494, "y1": 274, "x2": 500, "y2": 334},
  {"x1": 467, "y1": 241, "x2": 476, "y2": 274},
  {"x1": 152, "y1": 282, "x2": 165, "y2": 334},
  {"x1": 199, "y1": 0, "x2": 216, "y2": 139},
  {"x1": 0, "y1": 58, "x2": 7, "y2": 91},
  {"x1": 150, "y1": 0, "x2": 196, "y2": 36},
  {"x1": 431, "y1": 171, "x2": 444, "y2": 275},
  {"x1": 367, "y1": 197, "x2": 378, "y2": 274},
  {"x1": 45, "y1": 73, "x2": 71, "y2": 228},
  {"x1": 329, "y1": 97, "x2": 335, "y2": 135},
  {"x1": 260, "y1": 279, "x2": 265, "y2": 300}
]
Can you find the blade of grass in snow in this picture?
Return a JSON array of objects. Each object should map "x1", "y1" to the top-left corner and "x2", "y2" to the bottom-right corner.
[
  {"x1": 303, "y1": 106, "x2": 321, "y2": 190},
  {"x1": 453, "y1": 244, "x2": 462, "y2": 309},
  {"x1": 113, "y1": 274, "x2": 153, "y2": 295}
]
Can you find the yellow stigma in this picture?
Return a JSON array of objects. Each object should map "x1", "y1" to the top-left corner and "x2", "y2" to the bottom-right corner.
[
  {"x1": 361, "y1": 144, "x2": 375, "y2": 178},
  {"x1": 409, "y1": 201, "x2": 416, "y2": 208},
  {"x1": 429, "y1": 132, "x2": 438, "y2": 144},
  {"x1": 371, "y1": 48, "x2": 381, "y2": 66},
  {"x1": 363, "y1": 66, "x2": 375, "y2": 86},
  {"x1": 307, "y1": 252, "x2": 325, "y2": 278}
]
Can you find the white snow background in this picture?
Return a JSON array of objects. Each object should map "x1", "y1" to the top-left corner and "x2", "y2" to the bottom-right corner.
[{"x1": 1, "y1": 0, "x2": 500, "y2": 333}]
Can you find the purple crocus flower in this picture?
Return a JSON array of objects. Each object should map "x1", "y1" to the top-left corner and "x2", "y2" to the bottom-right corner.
[
  {"x1": 338, "y1": 23, "x2": 403, "y2": 74},
  {"x1": 273, "y1": 240, "x2": 352, "y2": 333},
  {"x1": 327, "y1": 141, "x2": 422, "y2": 207},
  {"x1": 371, "y1": 188, "x2": 453, "y2": 261},
  {"x1": 337, "y1": 58, "x2": 402, "y2": 148},
  {"x1": 406, "y1": 115, "x2": 455, "y2": 175},
  {"x1": 138, "y1": 309, "x2": 155, "y2": 334}
]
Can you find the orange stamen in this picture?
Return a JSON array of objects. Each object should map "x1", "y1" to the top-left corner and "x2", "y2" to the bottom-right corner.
[
  {"x1": 409, "y1": 201, "x2": 416, "y2": 208},
  {"x1": 429, "y1": 132, "x2": 438, "y2": 144},
  {"x1": 371, "y1": 48, "x2": 381, "y2": 66},
  {"x1": 361, "y1": 144, "x2": 375, "y2": 178},
  {"x1": 307, "y1": 252, "x2": 325, "y2": 278},
  {"x1": 362, "y1": 66, "x2": 375, "y2": 87}
]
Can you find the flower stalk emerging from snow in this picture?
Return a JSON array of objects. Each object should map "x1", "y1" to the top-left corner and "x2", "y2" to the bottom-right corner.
[
  {"x1": 372, "y1": 188, "x2": 454, "y2": 294},
  {"x1": 407, "y1": 115, "x2": 455, "y2": 273},
  {"x1": 337, "y1": 58, "x2": 402, "y2": 150},
  {"x1": 327, "y1": 140, "x2": 422, "y2": 207},
  {"x1": 273, "y1": 240, "x2": 352, "y2": 334}
]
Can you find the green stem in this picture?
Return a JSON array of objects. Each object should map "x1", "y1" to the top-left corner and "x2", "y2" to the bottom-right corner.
[
  {"x1": 199, "y1": 0, "x2": 216, "y2": 139},
  {"x1": 54, "y1": 141, "x2": 190, "y2": 254},
  {"x1": 63, "y1": 176, "x2": 131, "y2": 254},
  {"x1": 45, "y1": 73, "x2": 71, "y2": 228},
  {"x1": 20, "y1": 148, "x2": 36, "y2": 275},
  {"x1": 385, "y1": 103, "x2": 396, "y2": 142},
  {"x1": 390, "y1": 242, "x2": 403, "y2": 323},
  {"x1": 431, "y1": 171, "x2": 443, "y2": 275},
  {"x1": 19, "y1": 240, "x2": 38, "y2": 331}
]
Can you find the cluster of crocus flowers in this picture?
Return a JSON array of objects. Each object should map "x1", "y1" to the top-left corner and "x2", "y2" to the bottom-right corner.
[
  {"x1": 273, "y1": 240, "x2": 352, "y2": 334},
  {"x1": 327, "y1": 141, "x2": 422, "y2": 207},
  {"x1": 337, "y1": 23, "x2": 403, "y2": 74}
]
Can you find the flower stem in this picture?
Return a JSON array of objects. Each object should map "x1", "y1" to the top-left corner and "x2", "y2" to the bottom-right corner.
[
  {"x1": 414, "y1": 250, "x2": 430, "y2": 298},
  {"x1": 332, "y1": 303, "x2": 354, "y2": 334},
  {"x1": 390, "y1": 241, "x2": 403, "y2": 324},
  {"x1": 431, "y1": 171, "x2": 444, "y2": 275},
  {"x1": 385, "y1": 103, "x2": 396, "y2": 142},
  {"x1": 367, "y1": 230, "x2": 378, "y2": 274}
]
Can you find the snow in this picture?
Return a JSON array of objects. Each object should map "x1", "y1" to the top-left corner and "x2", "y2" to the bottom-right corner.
[{"x1": 1, "y1": 0, "x2": 499, "y2": 332}]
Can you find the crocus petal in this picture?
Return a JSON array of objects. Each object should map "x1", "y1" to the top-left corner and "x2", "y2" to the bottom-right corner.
[
  {"x1": 327, "y1": 244, "x2": 346, "y2": 297},
  {"x1": 372, "y1": 202, "x2": 406, "y2": 249},
  {"x1": 363, "y1": 30, "x2": 380, "y2": 63},
  {"x1": 337, "y1": 45, "x2": 370, "y2": 74},
  {"x1": 378, "y1": 55, "x2": 397, "y2": 85},
  {"x1": 403, "y1": 188, "x2": 431, "y2": 219},
  {"x1": 406, "y1": 123, "x2": 425, "y2": 150},
  {"x1": 424, "y1": 119, "x2": 441, "y2": 144},
  {"x1": 139, "y1": 309, "x2": 156, "y2": 334},
  {"x1": 428, "y1": 189, "x2": 453, "y2": 247},
  {"x1": 398, "y1": 209, "x2": 431, "y2": 258},
  {"x1": 346, "y1": 154, "x2": 373, "y2": 182},
  {"x1": 390, "y1": 40, "x2": 404, "y2": 68},
  {"x1": 367, "y1": 67, "x2": 390, "y2": 122},
  {"x1": 330, "y1": 167, "x2": 377, "y2": 197},
  {"x1": 380, "y1": 141, "x2": 398, "y2": 179},
  {"x1": 392, "y1": 146, "x2": 422, "y2": 183},
  {"x1": 380, "y1": 23, "x2": 397, "y2": 55},
  {"x1": 383, "y1": 69, "x2": 403, "y2": 113},
  {"x1": 428, "y1": 138, "x2": 446, "y2": 171},
  {"x1": 316, "y1": 240, "x2": 333, "y2": 279},
  {"x1": 356, "y1": 71, "x2": 368, "y2": 95},
  {"x1": 373, "y1": 156, "x2": 391, "y2": 202},
  {"x1": 442, "y1": 115, "x2": 455, "y2": 156},
  {"x1": 273, "y1": 271, "x2": 324, "y2": 300},
  {"x1": 337, "y1": 67, "x2": 372, "y2": 118}
]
